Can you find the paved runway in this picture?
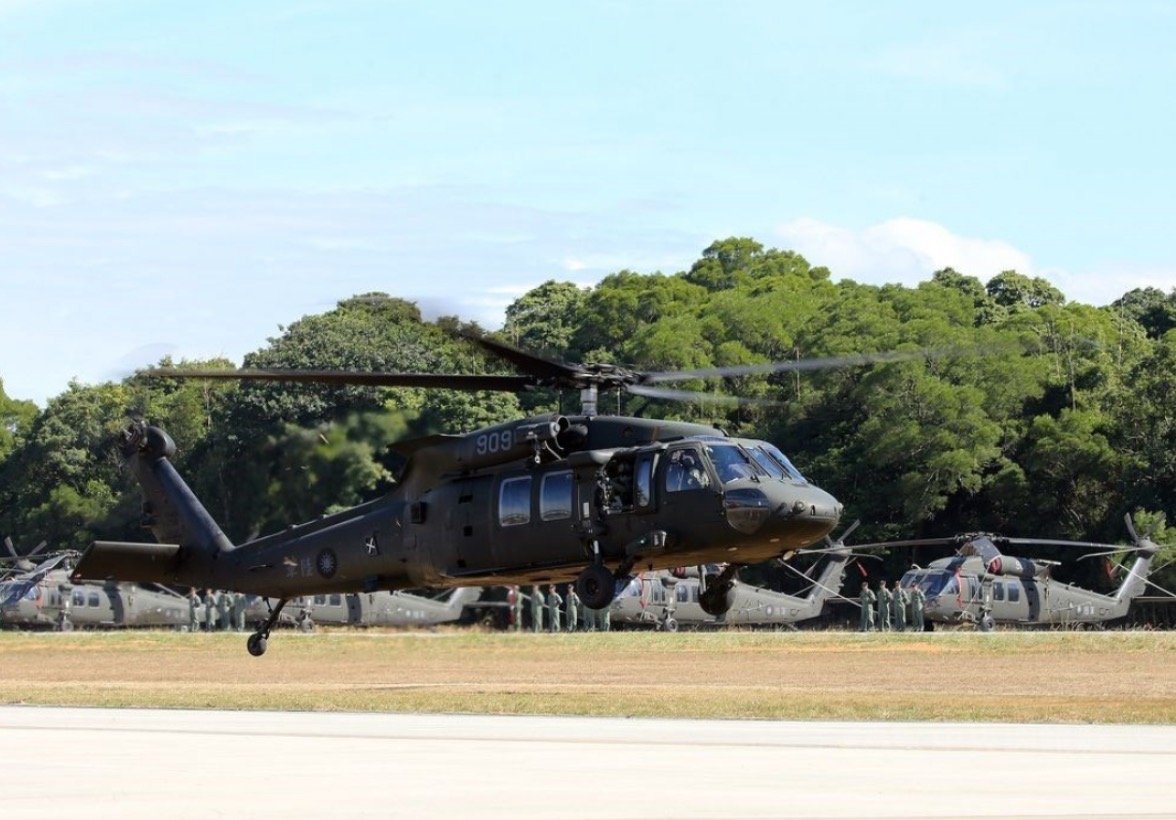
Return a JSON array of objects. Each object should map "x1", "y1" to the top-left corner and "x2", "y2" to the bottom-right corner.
[{"x1": 1, "y1": 706, "x2": 1173, "y2": 818}]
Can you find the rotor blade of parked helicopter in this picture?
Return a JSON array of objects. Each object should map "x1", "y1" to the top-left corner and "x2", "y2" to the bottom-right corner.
[
  {"x1": 844, "y1": 537, "x2": 962, "y2": 550},
  {"x1": 3, "y1": 537, "x2": 17, "y2": 559},
  {"x1": 1125, "y1": 512, "x2": 1140, "y2": 543},
  {"x1": 143, "y1": 368, "x2": 537, "y2": 392},
  {"x1": 1141, "y1": 576, "x2": 1176, "y2": 600},
  {"x1": 26, "y1": 541, "x2": 48, "y2": 558},
  {"x1": 459, "y1": 333, "x2": 589, "y2": 385},
  {"x1": 1075, "y1": 547, "x2": 1147, "y2": 561},
  {"x1": 640, "y1": 349, "x2": 929, "y2": 384},
  {"x1": 1000, "y1": 537, "x2": 1128, "y2": 550},
  {"x1": 824, "y1": 519, "x2": 861, "y2": 548},
  {"x1": 626, "y1": 384, "x2": 787, "y2": 407}
]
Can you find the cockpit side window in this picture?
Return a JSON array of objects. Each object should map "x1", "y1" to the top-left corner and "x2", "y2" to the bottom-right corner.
[
  {"x1": 634, "y1": 453, "x2": 655, "y2": 508},
  {"x1": 665, "y1": 448, "x2": 710, "y2": 493}
]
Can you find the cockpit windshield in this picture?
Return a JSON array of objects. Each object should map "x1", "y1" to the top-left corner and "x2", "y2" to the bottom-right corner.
[
  {"x1": 902, "y1": 571, "x2": 957, "y2": 597},
  {"x1": 702, "y1": 443, "x2": 763, "y2": 484},
  {"x1": 751, "y1": 443, "x2": 807, "y2": 483}
]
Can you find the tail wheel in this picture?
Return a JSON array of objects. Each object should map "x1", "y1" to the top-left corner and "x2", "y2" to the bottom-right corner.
[{"x1": 575, "y1": 564, "x2": 616, "y2": 610}]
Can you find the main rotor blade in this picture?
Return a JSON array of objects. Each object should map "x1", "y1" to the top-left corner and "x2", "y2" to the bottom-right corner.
[
  {"x1": 641, "y1": 349, "x2": 928, "y2": 384},
  {"x1": 144, "y1": 368, "x2": 537, "y2": 392},
  {"x1": 3, "y1": 537, "x2": 16, "y2": 559},
  {"x1": 460, "y1": 333, "x2": 588, "y2": 385},
  {"x1": 26, "y1": 541, "x2": 48, "y2": 558},
  {"x1": 626, "y1": 384, "x2": 787, "y2": 407}
]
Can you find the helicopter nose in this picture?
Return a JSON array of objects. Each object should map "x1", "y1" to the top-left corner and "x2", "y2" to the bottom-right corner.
[
  {"x1": 772, "y1": 485, "x2": 842, "y2": 544},
  {"x1": 784, "y1": 486, "x2": 843, "y2": 526}
]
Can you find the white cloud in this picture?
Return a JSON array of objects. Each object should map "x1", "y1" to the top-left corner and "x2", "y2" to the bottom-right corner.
[
  {"x1": 776, "y1": 216, "x2": 1033, "y2": 286},
  {"x1": 775, "y1": 216, "x2": 1176, "y2": 307}
]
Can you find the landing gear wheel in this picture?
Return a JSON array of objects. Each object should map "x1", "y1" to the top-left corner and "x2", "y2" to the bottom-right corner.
[
  {"x1": 575, "y1": 563, "x2": 616, "y2": 610},
  {"x1": 246, "y1": 633, "x2": 268, "y2": 657},
  {"x1": 245, "y1": 596, "x2": 288, "y2": 657},
  {"x1": 662, "y1": 617, "x2": 679, "y2": 633},
  {"x1": 700, "y1": 583, "x2": 736, "y2": 617},
  {"x1": 978, "y1": 613, "x2": 995, "y2": 633}
]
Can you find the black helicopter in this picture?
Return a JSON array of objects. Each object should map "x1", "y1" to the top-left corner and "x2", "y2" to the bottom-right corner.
[{"x1": 71, "y1": 334, "x2": 916, "y2": 656}]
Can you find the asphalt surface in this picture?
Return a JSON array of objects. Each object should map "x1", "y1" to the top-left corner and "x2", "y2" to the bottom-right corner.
[{"x1": 2, "y1": 707, "x2": 1173, "y2": 818}]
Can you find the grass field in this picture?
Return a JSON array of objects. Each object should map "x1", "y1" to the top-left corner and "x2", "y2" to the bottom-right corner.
[{"x1": 2, "y1": 629, "x2": 1174, "y2": 723}]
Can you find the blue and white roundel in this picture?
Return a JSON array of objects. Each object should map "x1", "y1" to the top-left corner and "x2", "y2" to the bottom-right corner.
[{"x1": 316, "y1": 549, "x2": 338, "y2": 579}]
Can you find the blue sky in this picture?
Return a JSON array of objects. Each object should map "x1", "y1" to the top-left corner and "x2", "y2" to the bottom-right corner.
[{"x1": 2, "y1": 1, "x2": 1174, "y2": 406}]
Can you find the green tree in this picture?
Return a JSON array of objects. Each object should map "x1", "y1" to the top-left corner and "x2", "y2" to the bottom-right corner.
[
  {"x1": 502, "y1": 280, "x2": 587, "y2": 358},
  {"x1": 986, "y1": 270, "x2": 1066, "y2": 310},
  {"x1": 0, "y1": 377, "x2": 38, "y2": 464}
]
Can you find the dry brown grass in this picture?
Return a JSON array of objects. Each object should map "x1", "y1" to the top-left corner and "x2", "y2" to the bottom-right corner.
[{"x1": 2, "y1": 629, "x2": 1173, "y2": 723}]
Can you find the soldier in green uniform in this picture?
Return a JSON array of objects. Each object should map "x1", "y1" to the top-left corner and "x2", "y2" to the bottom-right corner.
[
  {"x1": 232, "y1": 592, "x2": 247, "y2": 632},
  {"x1": 580, "y1": 601, "x2": 596, "y2": 632},
  {"x1": 876, "y1": 582, "x2": 892, "y2": 631},
  {"x1": 217, "y1": 590, "x2": 233, "y2": 631},
  {"x1": 530, "y1": 585, "x2": 544, "y2": 633},
  {"x1": 203, "y1": 589, "x2": 218, "y2": 631},
  {"x1": 597, "y1": 604, "x2": 611, "y2": 632},
  {"x1": 565, "y1": 585, "x2": 580, "y2": 633},
  {"x1": 858, "y1": 582, "x2": 876, "y2": 631},
  {"x1": 891, "y1": 581, "x2": 908, "y2": 632},
  {"x1": 510, "y1": 585, "x2": 524, "y2": 632},
  {"x1": 910, "y1": 585, "x2": 926, "y2": 632},
  {"x1": 188, "y1": 588, "x2": 200, "y2": 632},
  {"x1": 547, "y1": 585, "x2": 563, "y2": 633}
]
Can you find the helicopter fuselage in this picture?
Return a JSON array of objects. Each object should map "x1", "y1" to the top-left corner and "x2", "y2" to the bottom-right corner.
[{"x1": 76, "y1": 415, "x2": 843, "y2": 599}]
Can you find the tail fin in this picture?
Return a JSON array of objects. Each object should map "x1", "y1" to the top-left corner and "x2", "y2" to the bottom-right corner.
[
  {"x1": 804, "y1": 548, "x2": 851, "y2": 607},
  {"x1": 446, "y1": 586, "x2": 483, "y2": 613},
  {"x1": 73, "y1": 422, "x2": 231, "y2": 586},
  {"x1": 1114, "y1": 545, "x2": 1158, "y2": 604}
]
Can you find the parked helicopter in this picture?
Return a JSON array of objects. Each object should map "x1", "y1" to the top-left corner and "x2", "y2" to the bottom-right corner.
[
  {"x1": 611, "y1": 542, "x2": 853, "y2": 631},
  {"x1": 611, "y1": 550, "x2": 851, "y2": 631},
  {"x1": 869, "y1": 516, "x2": 1163, "y2": 630},
  {"x1": 1, "y1": 538, "x2": 192, "y2": 630},
  {"x1": 69, "y1": 334, "x2": 924, "y2": 656},
  {"x1": 276, "y1": 587, "x2": 483, "y2": 630}
]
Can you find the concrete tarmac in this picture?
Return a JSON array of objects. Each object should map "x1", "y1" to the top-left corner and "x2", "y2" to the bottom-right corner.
[{"x1": 1, "y1": 706, "x2": 1173, "y2": 819}]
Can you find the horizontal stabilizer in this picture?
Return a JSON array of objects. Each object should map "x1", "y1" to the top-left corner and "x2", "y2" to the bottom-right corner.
[{"x1": 73, "y1": 541, "x2": 182, "y2": 584}]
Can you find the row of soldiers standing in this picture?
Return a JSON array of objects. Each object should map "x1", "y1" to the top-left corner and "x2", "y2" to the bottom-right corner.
[
  {"x1": 509, "y1": 585, "x2": 611, "y2": 632},
  {"x1": 187, "y1": 588, "x2": 248, "y2": 632},
  {"x1": 859, "y1": 581, "x2": 926, "y2": 632}
]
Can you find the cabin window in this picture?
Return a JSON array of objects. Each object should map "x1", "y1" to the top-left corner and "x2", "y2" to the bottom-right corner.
[
  {"x1": 993, "y1": 583, "x2": 1005, "y2": 601},
  {"x1": 314, "y1": 595, "x2": 326, "y2": 605},
  {"x1": 676, "y1": 585, "x2": 691, "y2": 603},
  {"x1": 329, "y1": 594, "x2": 342, "y2": 606},
  {"x1": 540, "y1": 471, "x2": 573, "y2": 521},
  {"x1": 665, "y1": 448, "x2": 710, "y2": 492},
  {"x1": 634, "y1": 454, "x2": 654, "y2": 507},
  {"x1": 1008, "y1": 584, "x2": 1021, "y2": 602},
  {"x1": 72, "y1": 590, "x2": 84, "y2": 606},
  {"x1": 88, "y1": 592, "x2": 100, "y2": 607},
  {"x1": 498, "y1": 476, "x2": 532, "y2": 526}
]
